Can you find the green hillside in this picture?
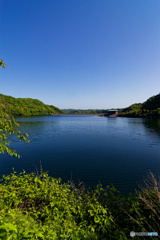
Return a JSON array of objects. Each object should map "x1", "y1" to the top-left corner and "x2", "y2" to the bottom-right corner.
[
  {"x1": 0, "y1": 94, "x2": 62, "y2": 117},
  {"x1": 120, "y1": 93, "x2": 160, "y2": 118},
  {"x1": 142, "y1": 94, "x2": 160, "y2": 110}
]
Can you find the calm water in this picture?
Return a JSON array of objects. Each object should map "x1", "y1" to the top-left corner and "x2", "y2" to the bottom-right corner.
[{"x1": 0, "y1": 115, "x2": 160, "y2": 195}]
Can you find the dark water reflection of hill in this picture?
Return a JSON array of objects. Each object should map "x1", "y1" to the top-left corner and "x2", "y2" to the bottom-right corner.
[{"x1": 143, "y1": 119, "x2": 160, "y2": 138}]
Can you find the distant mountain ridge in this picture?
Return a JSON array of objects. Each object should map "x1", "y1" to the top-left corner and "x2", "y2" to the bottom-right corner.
[
  {"x1": 62, "y1": 109, "x2": 121, "y2": 114},
  {"x1": 0, "y1": 94, "x2": 62, "y2": 117}
]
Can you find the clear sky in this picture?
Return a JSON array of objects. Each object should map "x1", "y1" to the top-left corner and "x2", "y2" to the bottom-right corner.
[{"x1": 0, "y1": 0, "x2": 160, "y2": 109}]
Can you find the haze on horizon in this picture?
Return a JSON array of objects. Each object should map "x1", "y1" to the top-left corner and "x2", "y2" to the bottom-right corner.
[{"x1": 0, "y1": 0, "x2": 160, "y2": 109}]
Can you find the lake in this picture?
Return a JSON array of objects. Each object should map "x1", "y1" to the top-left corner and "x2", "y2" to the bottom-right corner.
[{"x1": 0, "y1": 115, "x2": 160, "y2": 195}]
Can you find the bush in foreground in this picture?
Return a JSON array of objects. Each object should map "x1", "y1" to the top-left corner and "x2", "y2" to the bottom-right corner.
[{"x1": 0, "y1": 171, "x2": 159, "y2": 239}]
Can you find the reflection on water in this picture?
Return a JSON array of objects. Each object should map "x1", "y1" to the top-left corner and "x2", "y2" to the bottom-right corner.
[
  {"x1": 0, "y1": 116, "x2": 160, "y2": 196},
  {"x1": 143, "y1": 118, "x2": 160, "y2": 137}
]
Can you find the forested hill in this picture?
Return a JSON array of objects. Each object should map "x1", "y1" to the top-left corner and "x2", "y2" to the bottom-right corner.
[
  {"x1": 62, "y1": 109, "x2": 122, "y2": 114},
  {"x1": 62, "y1": 109, "x2": 108, "y2": 114},
  {"x1": 119, "y1": 93, "x2": 160, "y2": 118},
  {"x1": 0, "y1": 94, "x2": 62, "y2": 117},
  {"x1": 142, "y1": 94, "x2": 160, "y2": 110}
]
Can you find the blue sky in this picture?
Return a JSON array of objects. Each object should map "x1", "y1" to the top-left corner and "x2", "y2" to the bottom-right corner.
[{"x1": 0, "y1": 0, "x2": 160, "y2": 109}]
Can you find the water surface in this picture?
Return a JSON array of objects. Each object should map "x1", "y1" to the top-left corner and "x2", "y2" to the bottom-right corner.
[{"x1": 0, "y1": 115, "x2": 160, "y2": 195}]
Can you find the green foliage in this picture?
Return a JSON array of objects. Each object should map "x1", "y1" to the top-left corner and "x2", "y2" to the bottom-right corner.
[
  {"x1": 142, "y1": 94, "x2": 160, "y2": 110},
  {"x1": 0, "y1": 171, "x2": 115, "y2": 239},
  {"x1": 0, "y1": 59, "x2": 7, "y2": 68},
  {"x1": 121, "y1": 103, "x2": 142, "y2": 113},
  {"x1": 0, "y1": 59, "x2": 29, "y2": 158},
  {"x1": 0, "y1": 171, "x2": 159, "y2": 239},
  {"x1": 49, "y1": 105, "x2": 63, "y2": 114},
  {"x1": 0, "y1": 94, "x2": 29, "y2": 158},
  {"x1": 0, "y1": 94, "x2": 62, "y2": 117},
  {"x1": 120, "y1": 94, "x2": 160, "y2": 118},
  {"x1": 0, "y1": 208, "x2": 58, "y2": 240}
]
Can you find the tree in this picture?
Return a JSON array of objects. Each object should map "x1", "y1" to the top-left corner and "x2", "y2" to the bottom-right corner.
[{"x1": 0, "y1": 60, "x2": 29, "y2": 158}]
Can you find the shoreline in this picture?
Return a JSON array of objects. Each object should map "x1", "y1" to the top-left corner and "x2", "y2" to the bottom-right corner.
[{"x1": 52, "y1": 113, "x2": 98, "y2": 115}]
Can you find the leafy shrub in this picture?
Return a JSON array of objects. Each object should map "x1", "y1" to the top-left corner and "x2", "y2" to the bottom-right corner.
[
  {"x1": 0, "y1": 171, "x2": 160, "y2": 239},
  {"x1": 0, "y1": 95, "x2": 29, "y2": 158},
  {"x1": 0, "y1": 171, "x2": 115, "y2": 239}
]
